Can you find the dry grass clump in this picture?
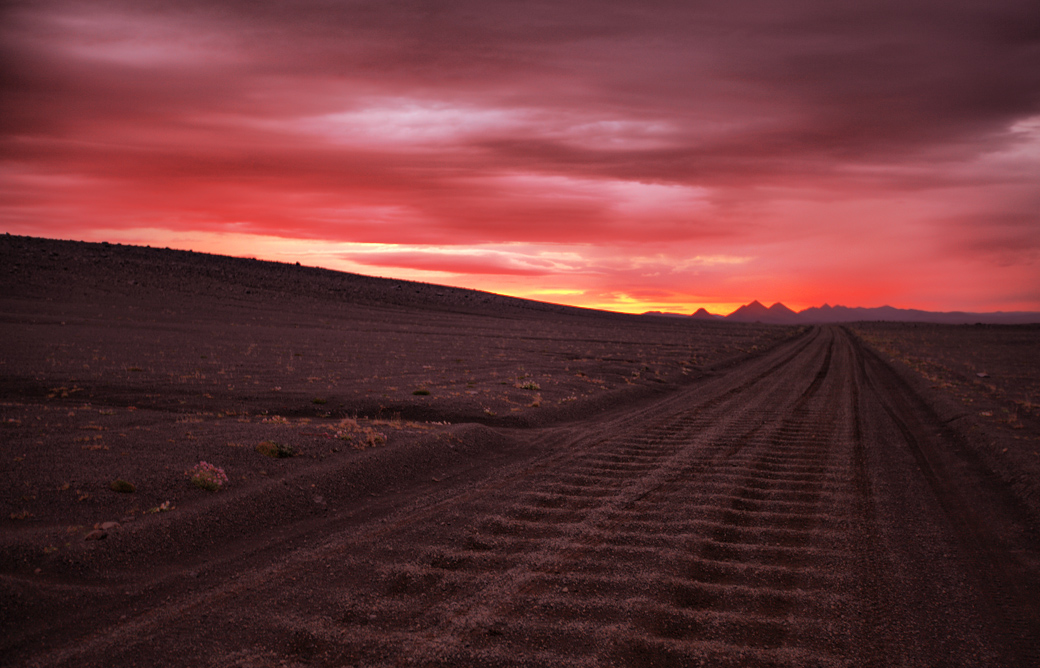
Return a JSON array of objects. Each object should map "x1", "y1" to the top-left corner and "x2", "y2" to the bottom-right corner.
[{"x1": 328, "y1": 418, "x2": 387, "y2": 449}]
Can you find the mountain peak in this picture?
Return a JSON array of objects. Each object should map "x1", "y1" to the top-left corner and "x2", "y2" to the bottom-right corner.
[
  {"x1": 726, "y1": 299, "x2": 800, "y2": 323},
  {"x1": 732, "y1": 300, "x2": 768, "y2": 315}
]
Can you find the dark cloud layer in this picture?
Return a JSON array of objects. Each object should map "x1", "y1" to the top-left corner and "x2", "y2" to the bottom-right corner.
[{"x1": 2, "y1": 0, "x2": 1039, "y2": 311}]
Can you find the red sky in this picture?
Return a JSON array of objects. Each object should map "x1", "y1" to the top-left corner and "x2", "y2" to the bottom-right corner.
[{"x1": 2, "y1": 0, "x2": 1039, "y2": 314}]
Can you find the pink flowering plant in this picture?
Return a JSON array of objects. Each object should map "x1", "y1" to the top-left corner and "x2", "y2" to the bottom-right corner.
[{"x1": 188, "y1": 461, "x2": 228, "y2": 491}]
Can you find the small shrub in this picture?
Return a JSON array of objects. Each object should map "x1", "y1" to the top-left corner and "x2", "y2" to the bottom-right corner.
[
  {"x1": 368, "y1": 429, "x2": 386, "y2": 445},
  {"x1": 518, "y1": 381, "x2": 540, "y2": 391},
  {"x1": 330, "y1": 418, "x2": 382, "y2": 448},
  {"x1": 334, "y1": 417, "x2": 359, "y2": 434},
  {"x1": 256, "y1": 440, "x2": 295, "y2": 458},
  {"x1": 335, "y1": 427, "x2": 386, "y2": 449},
  {"x1": 413, "y1": 389, "x2": 431, "y2": 396},
  {"x1": 109, "y1": 479, "x2": 136, "y2": 493},
  {"x1": 187, "y1": 462, "x2": 228, "y2": 491},
  {"x1": 312, "y1": 397, "x2": 327, "y2": 405},
  {"x1": 355, "y1": 428, "x2": 386, "y2": 449}
]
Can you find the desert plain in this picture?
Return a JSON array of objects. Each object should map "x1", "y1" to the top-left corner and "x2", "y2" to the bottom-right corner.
[{"x1": 2, "y1": 235, "x2": 1039, "y2": 667}]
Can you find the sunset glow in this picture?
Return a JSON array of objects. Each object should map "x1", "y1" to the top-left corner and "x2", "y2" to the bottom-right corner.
[{"x1": 2, "y1": 1, "x2": 1038, "y2": 314}]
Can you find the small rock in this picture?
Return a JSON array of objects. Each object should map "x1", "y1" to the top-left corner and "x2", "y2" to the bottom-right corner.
[
  {"x1": 84, "y1": 529, "x2": 107, "y2": 541},
  {"x1": 109, "y1": 479, "x2": 136, "y2": 493},
  {"x1": 312, "y1": 495, "x2": 325, "y2": 505},
  {"x1": 977, "y1": 372, "x2": 990, "y2": 378},
  {"x1": 100, "y1": 521, "x2": 121, "y2": 531}
]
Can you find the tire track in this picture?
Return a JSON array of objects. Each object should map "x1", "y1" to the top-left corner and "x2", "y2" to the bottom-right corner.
[{"x1": 240, "y1": 328, "x2": 853, "y2": 667}]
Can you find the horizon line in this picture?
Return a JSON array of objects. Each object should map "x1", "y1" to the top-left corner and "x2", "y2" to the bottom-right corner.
[{"x1": 7, "y1": 232, "x2": 1038, "y2": 319}]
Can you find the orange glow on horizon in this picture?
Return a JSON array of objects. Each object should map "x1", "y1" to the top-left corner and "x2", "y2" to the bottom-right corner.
[{"x1": 38, "y1": 227, "x2": 1034, "y2": 317}]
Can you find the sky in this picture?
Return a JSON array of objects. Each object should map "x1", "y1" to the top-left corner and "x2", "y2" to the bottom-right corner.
[{"x1": 2, "y1": 0, "x2": 1039, "y2": 315}]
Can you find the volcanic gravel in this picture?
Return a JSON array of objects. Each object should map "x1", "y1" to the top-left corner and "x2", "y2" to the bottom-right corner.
[{"x1": 2, "y1": 235, "x2": 1039, "y2": 667}]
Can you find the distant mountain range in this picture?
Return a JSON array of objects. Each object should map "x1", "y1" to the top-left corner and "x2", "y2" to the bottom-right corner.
[{"x1": 645, "y1": 300, "x2": 1040, "y2": 325}]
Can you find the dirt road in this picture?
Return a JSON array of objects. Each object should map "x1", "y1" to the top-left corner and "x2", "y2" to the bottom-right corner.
[{"x1": 9, "y1": 324, "x2": 1039, "y2": 667}]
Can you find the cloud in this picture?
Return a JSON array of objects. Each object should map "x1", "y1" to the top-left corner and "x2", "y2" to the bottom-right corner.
[
  {"x1": 938, "y1": 211, "x2": 1040, "y2": 266},
  {"x1": 2, "y1": 0, "x2": 1039, "y2": 311},
  {"x1": 333, "y1": 246, "x2": 575, "y2": 277}
]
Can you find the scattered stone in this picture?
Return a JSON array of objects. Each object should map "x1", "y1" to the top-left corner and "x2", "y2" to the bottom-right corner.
[
  {"x1": 977, "y1": 372, "x2": 990, "y2": 378},
  {"x1": 84, "y1": 529, "x2": 107, "y2": 541},
  {"x1": 100, "y1": 521, "x2": 121, "y2": 531}
]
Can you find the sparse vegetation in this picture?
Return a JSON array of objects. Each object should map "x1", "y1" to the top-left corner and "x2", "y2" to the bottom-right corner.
[
  {"x1": 187, "y1": 462, "x2": 228, "y2": 491},
  {"x1": 413, "y1": 388, "x2": 431, "y2": 395},
  {"x1": 256, "y1": 440, "x2": 295, "y2": 458},
  {"x1": 331, "y1": 418, "x2": 387, "y2": 449}
]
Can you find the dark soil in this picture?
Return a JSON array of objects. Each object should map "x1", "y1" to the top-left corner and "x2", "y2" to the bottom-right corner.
[{"x1": 2, "y1": 235, "x2": 1039, "y2": 667}]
